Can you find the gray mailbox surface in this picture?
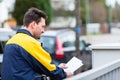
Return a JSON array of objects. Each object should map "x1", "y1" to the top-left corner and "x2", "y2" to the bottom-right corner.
[{"x1": 89, "y1": 43, "x2": 120, "y2": 68}]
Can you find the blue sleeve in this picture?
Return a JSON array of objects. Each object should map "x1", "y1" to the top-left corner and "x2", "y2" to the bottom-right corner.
[
  {"x1": 17, "y1": 44, "x2": 67, "y2": 80},
  {"x1": 29, "y1": 56, "x2": 67, "y2": 80}
]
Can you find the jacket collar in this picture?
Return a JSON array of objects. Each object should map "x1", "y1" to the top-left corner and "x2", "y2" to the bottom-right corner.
[{"x1": 16, "y1": 29, "x2": 34, "y2": 38}]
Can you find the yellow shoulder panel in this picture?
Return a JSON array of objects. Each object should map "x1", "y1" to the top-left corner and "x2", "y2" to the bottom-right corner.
[{"x1": 7, "y1": 33, "x2": 56, "y2": 71}]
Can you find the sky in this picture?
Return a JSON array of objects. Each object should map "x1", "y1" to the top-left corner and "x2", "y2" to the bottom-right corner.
[{"x1": 106, "y1": 0, "x2": 120, "y2": 7}]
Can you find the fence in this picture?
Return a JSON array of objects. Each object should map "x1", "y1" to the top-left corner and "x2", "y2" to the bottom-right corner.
[{"x1": 65, "y1": 59, "x2": 120, "y2": 80}]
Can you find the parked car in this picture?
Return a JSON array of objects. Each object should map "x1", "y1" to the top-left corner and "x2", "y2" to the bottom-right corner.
[
  {"x1": 0, "y1": 28, "x2": 16, "y2": 79},
  {"x1": 39, "y1": 29, "x2": 92, "y2": 71}
]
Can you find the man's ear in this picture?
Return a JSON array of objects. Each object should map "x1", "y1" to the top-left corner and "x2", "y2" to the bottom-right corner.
[{"x1": 30, "y1": 21, "x2": 36, "y2": 29}]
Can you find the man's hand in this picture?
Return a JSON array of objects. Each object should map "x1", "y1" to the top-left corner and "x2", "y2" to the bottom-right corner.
[
  {"x1": 58, "y1": 63, "x2": 73, "y2": 77},
  {"x1": 65, "y1": 70, "x2": 73, "y2": 78},
  {"x1": 58, "y1": 63, "x2": 68, "y2": 69}
]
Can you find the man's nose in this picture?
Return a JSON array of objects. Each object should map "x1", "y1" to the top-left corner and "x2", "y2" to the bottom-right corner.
[{"x1": 42, "y1": 28, "x2": 45, "y2": 33}]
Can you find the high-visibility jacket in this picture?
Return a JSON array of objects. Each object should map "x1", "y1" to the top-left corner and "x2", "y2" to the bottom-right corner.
[{"x1": 2, "y1": 29, "x2": 66, "y2": 80}]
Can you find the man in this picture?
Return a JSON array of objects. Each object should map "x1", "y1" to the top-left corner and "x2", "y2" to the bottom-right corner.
[{"x1": 2, "y1": 7, "x2": 73, "y2": 80}]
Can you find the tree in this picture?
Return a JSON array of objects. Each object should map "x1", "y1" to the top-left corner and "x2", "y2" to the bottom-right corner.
[
  {"x1": 90, "y1": 0, "x2": 107, "y2": 23},
  {"x1": 12, "y1": 0, "x2": 53, "y2": 25},
  {"x1": 80, "y1": 0, "x2": 87, "y2": 25},
  {"x1": 112, "y1": 2, "x2": 120, "y2": 22},
  {"x1": 74, "y1": 0, "x2": 81, "y2": 75}
]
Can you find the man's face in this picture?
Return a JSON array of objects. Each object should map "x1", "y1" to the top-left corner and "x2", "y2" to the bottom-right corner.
[{"x1": 34, "y1": 17, "x2": 46, "y2": 39}]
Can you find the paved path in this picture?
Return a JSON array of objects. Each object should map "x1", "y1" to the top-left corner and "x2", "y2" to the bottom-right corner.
[{"x1": 83, "y1": 27, "x2": 120, "y2": 45}]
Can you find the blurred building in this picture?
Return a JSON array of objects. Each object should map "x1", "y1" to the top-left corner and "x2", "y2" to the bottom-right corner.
[
  {"x1": 50, "y1": 0, "x2": 76, "y2": 28},
  {"x1": 0, "y1": 0, "x2": 15, "y2": 27},
  {"x1": 50, "y1": 0, "x2": 108, "y2": 29},
  {"x1": 51, "y1": 0, "x2": 75, "y2": 11}
]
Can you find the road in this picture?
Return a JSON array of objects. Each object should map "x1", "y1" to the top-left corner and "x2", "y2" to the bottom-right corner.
[{"x1": 82, "y1": 27, "x2": 120, "y2": 45}]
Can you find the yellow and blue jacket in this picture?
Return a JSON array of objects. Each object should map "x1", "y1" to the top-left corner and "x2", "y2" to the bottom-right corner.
[{"x1": 2, "y1": 29, "x2": 66, "y2": 80}]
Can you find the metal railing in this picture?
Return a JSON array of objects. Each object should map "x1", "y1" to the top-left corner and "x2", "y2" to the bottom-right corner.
[{"x1": 65, "y1": 59, "x2": 120, "y2": 80}]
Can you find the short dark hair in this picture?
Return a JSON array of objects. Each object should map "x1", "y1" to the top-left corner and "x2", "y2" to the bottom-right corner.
[{"x1": 23, "y1": 7, "x2": 47, "y2": 27}]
